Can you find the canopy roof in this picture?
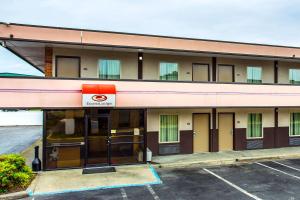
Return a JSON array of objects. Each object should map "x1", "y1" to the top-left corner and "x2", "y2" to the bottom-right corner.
[{"x1": 1, "y1": 22, "x2": 300, "y2": 73}]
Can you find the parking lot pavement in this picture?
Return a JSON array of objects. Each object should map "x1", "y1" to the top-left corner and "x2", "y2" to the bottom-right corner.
[
  {"x1": 30, "y1": 158, "x2": 300, "y2": 200},
  {"x1": 0, "y1": 126, "x2": 42, "y2": 154}
]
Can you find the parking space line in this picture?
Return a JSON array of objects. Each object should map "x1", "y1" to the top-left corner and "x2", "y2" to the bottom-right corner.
[
  {"x1": 146, "y1": 185, "x2": 160, "y2": 200},
  {"x1": 203, "y1": 168, "x2": 263, "y2": 200},
  {"x1": 256, "y1": 162, "x2": 300, "y2": 180},
  {"x1": 120, "y1": 188, "x2": 128, "y2": 200},
  {"x1": 272, "y1": 161, "x2": 300, "y2": 172}
]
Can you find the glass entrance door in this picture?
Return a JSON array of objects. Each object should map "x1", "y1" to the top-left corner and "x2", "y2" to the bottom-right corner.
[{"x1": 85, "y1": 115, "x2": 110, "y2": 166}]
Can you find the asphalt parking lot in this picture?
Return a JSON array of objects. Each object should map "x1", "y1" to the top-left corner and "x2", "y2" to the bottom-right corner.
[
  {"x1": 0, "y1": 126, "x2": 42, "y2": 154},
  {"x1": 30, "y1": 158, "x2": 300, "y2": 200}
]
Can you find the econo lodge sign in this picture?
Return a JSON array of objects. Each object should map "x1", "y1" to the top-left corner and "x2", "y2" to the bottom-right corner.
[{"x1": 82, "y1": 84, "x2": 116, "y2": 107}]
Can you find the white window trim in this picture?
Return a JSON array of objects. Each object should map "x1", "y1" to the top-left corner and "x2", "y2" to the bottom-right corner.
[
  {"x1": 288, "y1": 68, "x2": 300, "y2": 84},
  {"x1": 97, "y1": 59, "x2": 122, "y2": 79},
  {"x1": 158, "y1": 114, "x2": 180, "y2": 144},
  {"x1": 289, "y1": 112, "x2": 300, "y2": 137},
  {"x1": 246, "y1": 113, "x2": 264, "y2": 139},
  {"x1": 158, "y1": 61, "x2": 179, "y2": 81},
  {"x1": 246, "y1": 66, "x2": 262, "y2": 83}
]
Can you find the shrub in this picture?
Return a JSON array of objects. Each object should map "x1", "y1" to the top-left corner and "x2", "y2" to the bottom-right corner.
[{"x1": 0, "y1": 154, "x2": 33, "y2": 194}]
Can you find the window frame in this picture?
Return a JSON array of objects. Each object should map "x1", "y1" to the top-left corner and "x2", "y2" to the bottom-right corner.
[
  {"x1": 158, "y1": 114, "x2": 180, "y2": 144},
  {"x1": 246, "y1": 113, "x2": 263, "y2": 139},
  {"x1": 289, "y1": 68, "x2": 300, "y2": 85},
  {"x1": 159, "y1": 61, "x2": 179, "y2": 81},
  {"x1": 98, "y1": 59, "x2": 122, "y2": 80},
  {"x1": 247, "y1": 66, "x2": 262, "y2": 84},
  {"x1": 289, "y1": 112, "x2": 300, "y2": 137}
]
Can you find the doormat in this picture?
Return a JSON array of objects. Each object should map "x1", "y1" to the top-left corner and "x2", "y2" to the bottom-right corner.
[{"x1": 82, "y1": 166, "x2": 116, "y2": 174}]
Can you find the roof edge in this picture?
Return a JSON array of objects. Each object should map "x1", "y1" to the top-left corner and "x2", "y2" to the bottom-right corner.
[{"x1": 1, "y1": 22, "x2": 300, "y2": 50}]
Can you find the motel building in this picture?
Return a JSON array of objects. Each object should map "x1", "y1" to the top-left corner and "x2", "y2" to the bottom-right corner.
[{"x1": 1, "y1": 23, "x2": 300, "y2": 170}]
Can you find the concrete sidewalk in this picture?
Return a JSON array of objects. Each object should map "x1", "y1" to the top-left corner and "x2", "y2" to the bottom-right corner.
[
  {"x1": 152, "y1": 146, "x2": 300, "y2": 168},
  {"x1": 28, "y1": 164, "x2": 161, "y2": 196}
]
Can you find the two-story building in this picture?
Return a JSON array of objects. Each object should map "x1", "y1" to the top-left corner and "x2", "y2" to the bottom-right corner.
[{"x1": 1, "y1": 23, "x2": 300, "y2": 170}]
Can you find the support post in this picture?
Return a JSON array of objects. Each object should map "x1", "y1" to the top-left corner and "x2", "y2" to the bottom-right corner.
[
  {"x1": 138, "y1": 52, "x2": 143, "y2": 80},
  {"x1": 212, "y1": 57, "x2": 217, "y2": 82}
]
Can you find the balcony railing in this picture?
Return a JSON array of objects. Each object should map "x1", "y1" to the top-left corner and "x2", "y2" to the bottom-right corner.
[{"x1": 1, "y1": 77, "x2": 300, "y2": 108}]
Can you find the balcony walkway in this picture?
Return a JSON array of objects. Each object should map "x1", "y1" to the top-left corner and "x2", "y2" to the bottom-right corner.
[{"x1": 152, "y1": 146, "x2": 300, "y2": 168}]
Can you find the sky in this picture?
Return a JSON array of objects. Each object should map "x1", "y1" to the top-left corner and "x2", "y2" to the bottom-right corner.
[{"x1": 1, "y1": 0, "x2": 300, "y2": 76}]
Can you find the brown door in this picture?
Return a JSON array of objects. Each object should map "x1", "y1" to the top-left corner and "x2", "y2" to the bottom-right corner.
[
  {"x1": 218, "y1": 65, "x2": 234, "y2": 82},
  {"x1": 56, "y1": 56, "x2": 80, "y2": 78},
  {"x1": 193, "y1": 114, "x2": 209, "y2": 153},
  {"x1": 218, "y1": 113, "x2": 234, "y2": 151},
  {"x1": 192, "y1": 64, "x2": 209, "y2": 81}
]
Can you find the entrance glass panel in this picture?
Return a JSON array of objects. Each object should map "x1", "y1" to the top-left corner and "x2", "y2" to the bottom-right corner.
[
  {"x1": 45, "y1": 110, "x2": 85, "y2": 170},
  {"x1": 86, "y1": 115, "x2": 109, "y2": 166}
]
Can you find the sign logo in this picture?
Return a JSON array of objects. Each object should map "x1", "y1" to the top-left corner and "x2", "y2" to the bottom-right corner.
[{"x1": 92, "y1": 95, "x2": 107, "y2": 102}]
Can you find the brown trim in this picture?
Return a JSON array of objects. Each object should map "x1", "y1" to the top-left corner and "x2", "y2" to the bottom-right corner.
[
  {"x1": 192, "y1": 63, "x2": 210, "y2": 81},
  {"x1": 276, "y1": 126, "x2": 289, "y2": 147},
  {"x1": 147, "y1": 131, "x2": 159, "y2": 156},
  {"x1": 143, "y1": 108, "x2": 147, "y2": 162},
  {"x1": 263, "y1": 127, "x2": 275, "y2": 148},
  {"x1": 192, "y1": 112, "x2": 211, "y2": 153},
  {"x1": 274, "y1": 61, "x2": 278, "y2": 84},
  {"x1": 234, "y1": 128, "x2": 247, "y2": 150},
  {"x1": 210, "y1": 108, "x2": 218, "y2": 152},
  {"x1": 217, "y1": 64, "x2": 235, "y2": 82},
  {"x1": 55, "y1": 56, "x2": 81, "y2": 78},
  {"x1": 138, "y1": 52, "x2": 143, "y2": 80},
  {"x1": 42, "y1": 110, "x2": 46, "y2": 170},
  {"x1": 212, "y1": 57, "x2": 217, "y2": 82},
  {"x1": 179, "y1": 130, "x2": 193, "y2": 154},
  {"x1": 274, "y1": 108, "x2": 278, "y2": 147}
]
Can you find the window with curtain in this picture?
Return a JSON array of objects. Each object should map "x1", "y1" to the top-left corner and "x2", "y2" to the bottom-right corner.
[
  {"x1": 247, "y1": 113, "x2": 262, "y2": 138},
  {"x1": 290, "y1": 113, "x2": 300, "y2": 136},
  {"x1": 160, "y1": 115, "x2": 178, "y2": 143},
  {"x1": 247, "y1": 66, "x2": 262, "y2": 83},
  {"x1": 98, "y1": 59, "x2": 120, "y2": 79},
  {"x1": 160, "y1": 62, "x2": 178, "y2": 80},
  {"x1": 289, "y1": 69, "x2": 300, "y2": 84}
]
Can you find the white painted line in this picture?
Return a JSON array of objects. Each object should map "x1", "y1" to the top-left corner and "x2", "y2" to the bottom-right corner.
[
  {"x1": 256, "y1": 162, "x2": 300, "y2": 180},
  {"x1": 203, "y1": 168, "x2": 263, "y2": 200},
  {"x1": 146, "y1": 185, "x2": 160, "y2": 200},
  {"x1": 120, "y1": 188, "x2": 128, "y2": 200},
  {"x1": 272, "y1": 161, "x2": 300, "y2": 172}
]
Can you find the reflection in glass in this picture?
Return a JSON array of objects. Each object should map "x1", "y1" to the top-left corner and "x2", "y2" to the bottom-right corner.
[{"x1": 45, "y1": 110, "x2": 85, "y2": 169}]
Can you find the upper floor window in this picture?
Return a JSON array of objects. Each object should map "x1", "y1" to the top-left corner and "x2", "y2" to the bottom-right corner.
[
  {"x1": 290, "y1": 113, "x2": 300, "y2": 136},
  {"x1": 247, "y1": 113, "x2": 262, "y2": 139},
  {"x1": 289, "y1": 69, "x2": 300, "y2": 84},
  {"x1": 247, "y1": 66, "x2": 262, "y2": 83},
  {"x1": 98, "y1": 59, "x2": 120, "y2": 79},
  {"x1": 160, "y1": 62, "x2": 178, "y2": 80}
]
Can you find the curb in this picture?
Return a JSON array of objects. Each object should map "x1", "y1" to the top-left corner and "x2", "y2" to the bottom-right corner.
[
  {"x1": 154, "y1": 153, "x2": 300, "y2": 168},
  {"x1": 0, "y1": 191, "x2": 29, "y2": 200}
]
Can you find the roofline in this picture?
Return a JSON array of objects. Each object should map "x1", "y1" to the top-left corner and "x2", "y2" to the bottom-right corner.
[
  {"x1": 1, "y1": 42, "x2": 44, "y2": 73},
  {"x1": 2, "y1": 37, "x2": 300, "y2": 62},
  {"x1": 1, "y1": 22, "x2": 300, "y2": 50}
]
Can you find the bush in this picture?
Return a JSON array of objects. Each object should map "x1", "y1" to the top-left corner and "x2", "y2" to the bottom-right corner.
[{"x1": 0, "y1": 154, "x2": 33, "y2": 194}]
